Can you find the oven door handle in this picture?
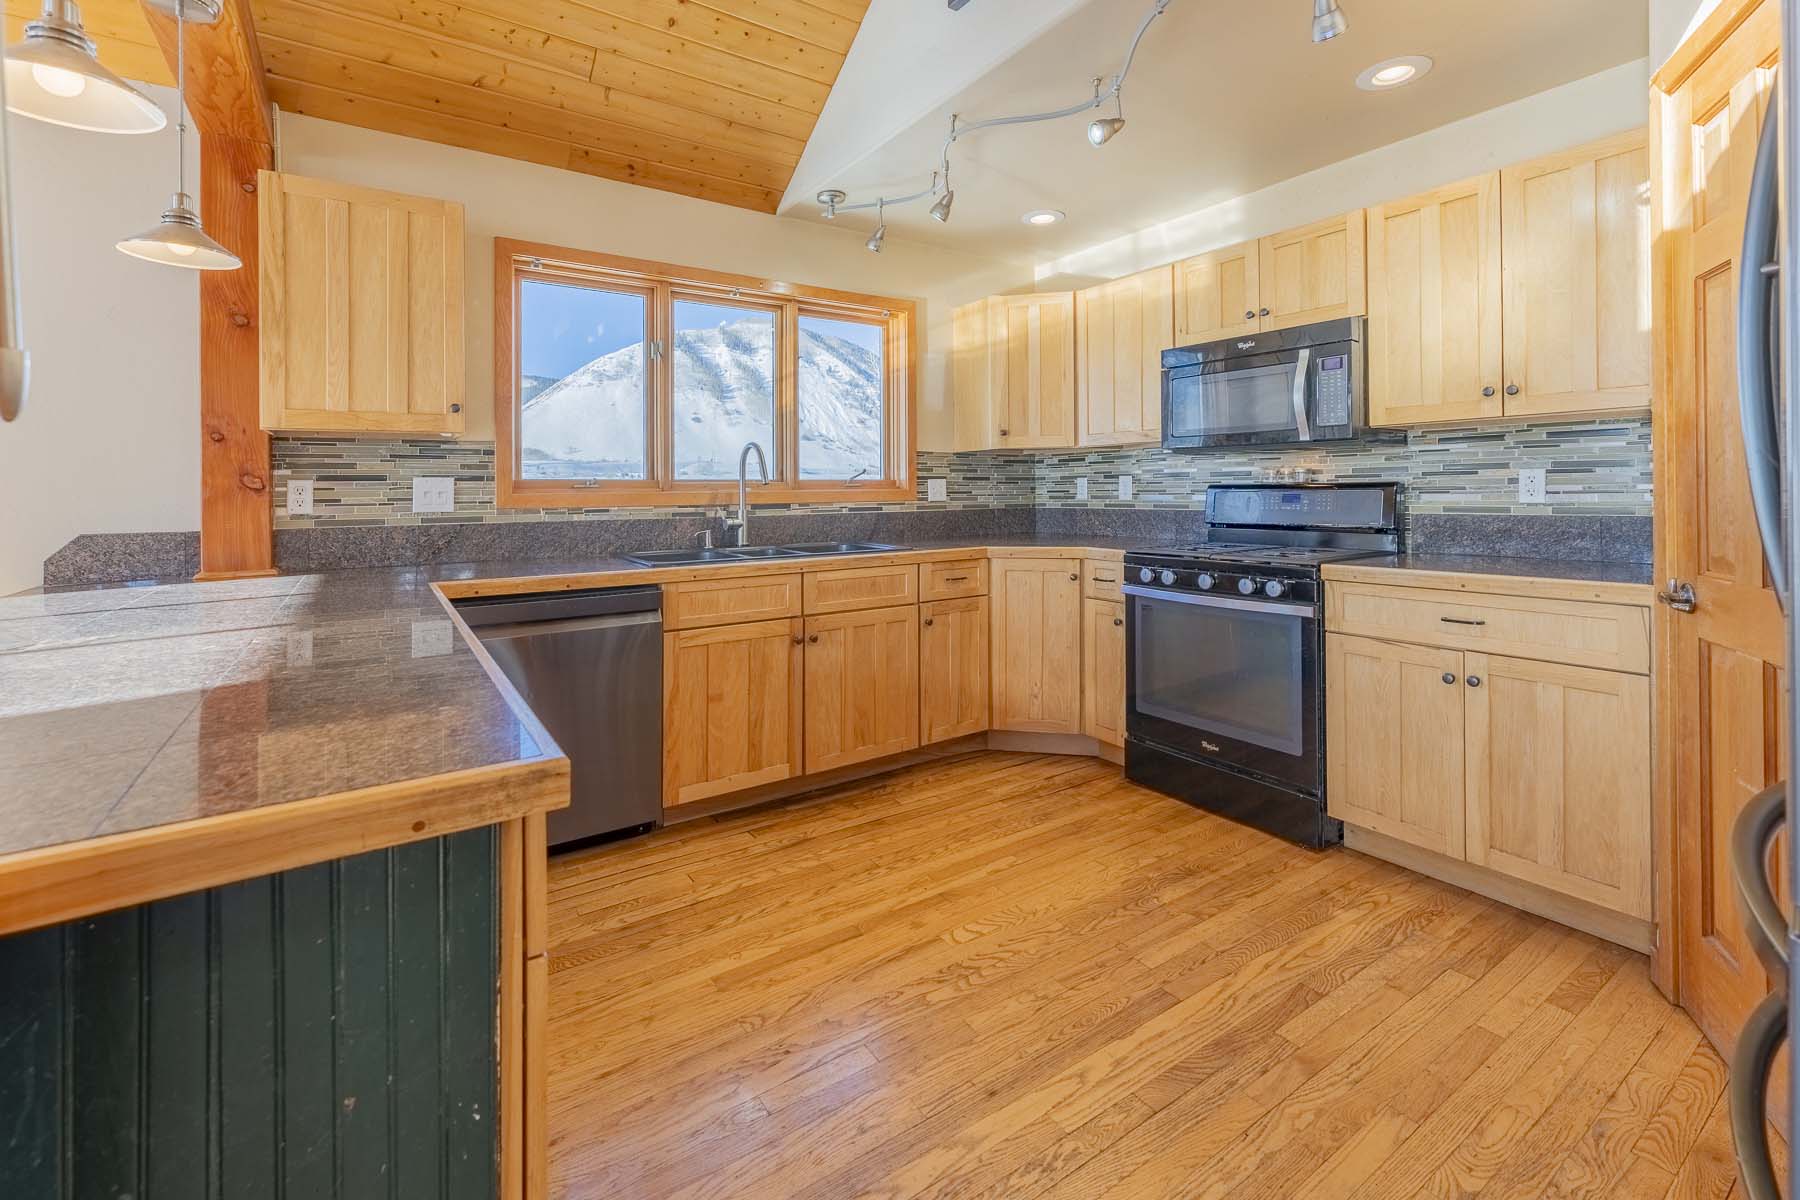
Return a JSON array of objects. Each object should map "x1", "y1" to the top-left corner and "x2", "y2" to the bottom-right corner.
[
  {"x1": 1291, "y1": 346, "x2": 1313, "y2": 442},
  {"x1": 1123, "y1": 583, "x2": 1317, "y2": 619}
]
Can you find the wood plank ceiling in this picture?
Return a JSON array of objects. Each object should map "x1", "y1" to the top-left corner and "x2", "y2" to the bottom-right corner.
[{"x1": 17, "y1": 0, "x2": 870, "y2": 212}]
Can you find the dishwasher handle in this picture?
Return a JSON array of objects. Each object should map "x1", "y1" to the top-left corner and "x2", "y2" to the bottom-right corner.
[{"x1": 454, "y1": 585, "x2": 661, "y2": 628}]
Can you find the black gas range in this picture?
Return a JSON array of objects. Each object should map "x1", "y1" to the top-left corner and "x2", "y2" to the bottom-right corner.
[{"x1": 1122, "y1": 482, "x2": 1401, "y2": 848}]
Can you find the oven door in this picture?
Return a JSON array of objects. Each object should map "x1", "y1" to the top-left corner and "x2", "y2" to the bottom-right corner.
[{"x1": 1124, "y1": 583, "x2": 1321, "y2": 793}]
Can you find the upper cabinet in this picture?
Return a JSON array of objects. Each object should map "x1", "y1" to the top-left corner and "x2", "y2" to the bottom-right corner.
[
  {"x1": 1076, "y1": 266, "x2": 1173, "y2": 446},
  {"x1": 1500, "y1": 130, "x2": 1653, "y2": 416},
  {"x1": 259, "y1": 172, "x2": 466, "y2": 436},
  {"x1": 950, "y1": 292, "x2": 1076, "y2": 451},
  {"x1": 1173, "y1": 239, "x2": 1260, "y2": 343},
  {"x1": 1256, "y1": 209, "x2": 1368, "y2": 330}
]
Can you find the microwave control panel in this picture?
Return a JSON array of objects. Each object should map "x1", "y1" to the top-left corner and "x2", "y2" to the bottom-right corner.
[{"x1": 1314, "y1": 355, "x2": 1351, "y2": 426}]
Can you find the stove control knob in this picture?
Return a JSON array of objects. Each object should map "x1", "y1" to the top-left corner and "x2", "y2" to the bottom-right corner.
[
  {"x1": 1237, "y1": 577, "x2": 1257, "y2": 595},
  {"x1": 1137, "y1": 566, "x2": 1154, "y2": 584},
  {"x1": 1263, "y1": 579, "x2": 1287, "y2": 598},
  {"x1": 1195, "y1": 572, "x2": 1216, "y2": 591},
  {"x1": 1158, "y1": 569, "x2": 1178, "y2": 586}
]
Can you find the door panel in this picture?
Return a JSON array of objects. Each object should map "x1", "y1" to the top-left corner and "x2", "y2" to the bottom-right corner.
[
  {"x1": 804, "y1": 605, "x2": 919, "y2": 774},
  {"x1": 1174, "y1": 240, "x2": 1260, "y2": 344},
  {"x1": 920, "y1": 597, "x2": 989, "y2": 744},
  {"x1": 999, "y1": 293, "x2": 1076, "y2": 448},
  {"x1": 991, "y1": 559, "x2": 1082, "y2": 734},
  {"x1": 1257, "y1": 210, "x2": 1367, "y2": 331},
  {"x1": 662, "y1": 618, "x2": 803, "y2": 807},
  {"x1": 1077, "y1": 267, "x2": 1171, "y2": 446},
  {"x1": 1082, "y1": 598, "x2": 1125, "y2": 746}
]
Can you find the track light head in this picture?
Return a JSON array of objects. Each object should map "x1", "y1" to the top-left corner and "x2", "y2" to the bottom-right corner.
[
  {"x1": 929, "y1": 189, "x2": 954, "y2": 223},
  {"x1": 1311, "y1": 0, "x2": 1347, "y2": 43},
  {"x1": 1087, "y1": 116, "x2": 1125, "y2": 147},
  {"x1": 866, "y1": 224, "x2": 886, "y2": 253}
]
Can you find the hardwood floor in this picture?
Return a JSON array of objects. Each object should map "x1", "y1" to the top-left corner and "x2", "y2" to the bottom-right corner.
[{"x1": 545, "y1": 751, "x2": 1750, "y2": 1199}]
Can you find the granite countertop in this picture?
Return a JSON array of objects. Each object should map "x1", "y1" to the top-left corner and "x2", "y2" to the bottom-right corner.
[{"x1": 1332, "y1": 553, "x2": 1654, "y2": 589}]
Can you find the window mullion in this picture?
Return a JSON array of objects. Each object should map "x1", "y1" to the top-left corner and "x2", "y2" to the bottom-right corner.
[
  {"x1": 652, "y1": 281, "x2": 673, "y2": 491},
  {"x1": 779, "y1": 301, "x2": 799, "y2": 487}
]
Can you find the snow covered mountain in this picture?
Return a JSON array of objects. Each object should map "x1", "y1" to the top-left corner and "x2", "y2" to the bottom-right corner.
[{"x1": 520, "y1": 318, "x2": 884, "y2": 480}]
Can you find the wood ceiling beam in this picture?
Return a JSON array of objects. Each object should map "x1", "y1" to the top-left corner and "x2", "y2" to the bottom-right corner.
[{"x1": 139, "y1": 0, "x2": 276, "y2": 579}]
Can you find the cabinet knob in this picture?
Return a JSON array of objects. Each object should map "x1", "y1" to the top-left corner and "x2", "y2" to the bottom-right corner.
[
  {"x1": 1113, "y1": 617, "x2": 1123, "y2": 627},
  {"x1": 792, "y1": 635, "x2": 803, "y2": 644},
  {"x1": 922, "y1": 617, "x2": 934, "y2": 627},
  {"x1": 1505, "y1": 384, "x2": 1519, "y2": 396},
  {"x1": 1467, "y1": 675, "x2": 1482, "y2": 688},
  {"x1": 1481, "y1": 386, "x2": 1495, "y2": 397},
  {"x1": 807, "y1": 634, "x2": 819, "y2": 644},
  {"x1": 450, "y1": 403, "x2": 462, "y2": 413},
  {"x1": 1069, "y1": 573, "x2": 1079, "y2": 581},
  {"x1": 1258, "y1": 308, "x2": 1270, "y2": 317},
  {"x1": 999, "y1": 428, "x2": 1010, "y2": 437},
  {"x1": 1244, "y1": 310, "x2": 1256, "y2": 320},
  {"x1": 1442, "y1": 672, "x2": 1457, "y2": 685}
]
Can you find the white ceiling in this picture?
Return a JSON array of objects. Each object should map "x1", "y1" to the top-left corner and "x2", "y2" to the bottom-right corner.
[{"x1": 784, "y1": 0, "x2": 1649, "y2": 265}]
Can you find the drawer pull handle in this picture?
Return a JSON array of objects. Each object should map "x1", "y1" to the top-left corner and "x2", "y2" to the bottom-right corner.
[
  {"x1": 1093, "y1": 575, "x2": 1117, "y2": 583},
  {"x1": 1442, "y1": 672, "x2": 1457, "y2": 685},
  {"x1": 943, "y1": 575, "x2": 970, "y2": 582},
  {"x1": 1440, "y1": 617, "x2": 1487, "y2": 626},
  {"x1": 1467, "y1": 676, "x2": 1483, "y2": 688}
]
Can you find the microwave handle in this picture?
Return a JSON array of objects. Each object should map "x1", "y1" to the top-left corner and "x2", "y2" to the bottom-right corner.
[{"x1": 1291, "y1": 347, "x2": 1312, "y2": 441}]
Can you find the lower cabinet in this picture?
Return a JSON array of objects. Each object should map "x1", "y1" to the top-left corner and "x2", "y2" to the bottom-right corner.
[
  {"x1": 920, "y1": 596, "x2": 990, "y2": 744},
  {"x1": 991, "y1": 558, "x2": 1084, "y2": 733},
  {"x1": 803, "y1": 604, "x2": 920, "y2": 773},
  {"x1": 662, "y1": 617, "x2": 805, "y2": 808},
  {"x1": 1082, "y1": 598, "x2": 1126, "y2": 746}
]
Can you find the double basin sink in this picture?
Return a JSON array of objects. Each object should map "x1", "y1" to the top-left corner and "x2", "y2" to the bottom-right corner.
[{"x1": 623, "y1": 541, "x2": 908, "y2": 568}]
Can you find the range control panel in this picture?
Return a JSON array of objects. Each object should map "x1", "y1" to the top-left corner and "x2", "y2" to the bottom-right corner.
[{"x1": 1122, "y1": 558, "x2": 1320, "y2": 607}]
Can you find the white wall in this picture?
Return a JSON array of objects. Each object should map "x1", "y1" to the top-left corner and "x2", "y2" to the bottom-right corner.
[
  {"x1": 1650, "y1": 0, "x2": 1724, "y2": 69},
  {"x1": 274, "y1": 113, "x2": 1029, "y2": 451},
  {"x1": 0, "y1": 84, "x2": 200, "y2": 594},
  {"x1": 1034, "y1": 58, "x2": 1653, "y2": 287}
]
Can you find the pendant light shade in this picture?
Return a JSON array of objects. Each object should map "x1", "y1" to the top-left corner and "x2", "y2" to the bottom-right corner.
[
  {"x1": 4, "y1": 0, "x2": 167, "y2": 134},
  {"x1": 116, "y1": 192, "x2": 241, "y2": 269}
]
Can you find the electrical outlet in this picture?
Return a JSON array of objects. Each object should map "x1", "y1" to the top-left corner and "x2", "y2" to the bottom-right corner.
[
  {"x1": 412, "y1": 477, "x2": 455, "y2": 514},
  {"x1": 1518, "y1": 468, "x2": 1547, "y2": 505},
  {"x1": 1118, "y1": 474, "x2": 1134, "y2": 501},
  {"x1": 926, "y1": 478, "x2": 948, "y2": 502},
  {"x1": 286, "y1": 479, "x2": 314, "y2": 516},
  {"x1": 1074, "y1": 476, "x2": 1089, "y2": 501}
]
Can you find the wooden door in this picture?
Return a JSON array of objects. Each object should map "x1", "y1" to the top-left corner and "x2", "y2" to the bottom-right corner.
[
  {"x1": 991, "y1": 558, "x2": 1083, "y2": 734},
  {"x1": 1174, "y1": 240, "x2": 1260, "y2": 344},
  {"x1": 1082, "y1": 598, "x2": 1126, "y2": 746},
  {"x1": 1077, "y1": 267, "x2": 1172, "y2": 446},
  {"x1": 662, "y1": 618, "x2": 803, "y2": 808},
  {"x1": 259, "y1": 171, "x2": 465, "y2": 435},
  {"x1": 1324, "y1": 634, "x2": 1467, "y2": 858},
  {"x1": 1657, "y1": 0, "x2": 1788, "y2": 1058},
  {"x1": 1365, "y1": 173, "x2": 1504, "y2": 426},
  {"x1": 998, "y1": 293, "x2": 1076, "y2": 448},
  {"x1": 1501, "y1": 130, "x2": 1653, "y2": 417},
  {"x1": 920, "y1": 597, "x2": 989, "y2": 744},
  {"x1": 1463, "y1": 653, "x2": 1652, "y2": 917},
  {"x1": 803, "y1": 605, "x2": 919, "y2": 773},
  {"x1": 1256, "y1": 210, "x2": 1367, "y2": 331}
]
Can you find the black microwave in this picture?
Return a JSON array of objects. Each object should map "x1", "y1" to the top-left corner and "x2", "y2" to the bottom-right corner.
[{"x1": 1161, "y1": 317, "x2": 1385, "y2": 450}]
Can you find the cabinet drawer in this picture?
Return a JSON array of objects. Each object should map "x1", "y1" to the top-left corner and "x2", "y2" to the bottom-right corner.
[
  {"x1": 662, "y1": 574, "x2": 802, "y2": 630},
  {"x1": 1325, "y1": 582, "x2": 1650, "y2": 674},
  {"x1": 1083, "y1": 559, "x2": 1124, "y2": 601},
  {"x1": 804, "y1": 564, "x2": 918, "y2": 614},
  {"x1": 920, "y1": 559, "x2": 988, "y2": 601}
]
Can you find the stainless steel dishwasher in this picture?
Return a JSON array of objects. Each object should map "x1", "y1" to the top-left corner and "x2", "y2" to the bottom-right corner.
[{"x1": 454, "y1": 586, "x2": 662, "y2": 848}]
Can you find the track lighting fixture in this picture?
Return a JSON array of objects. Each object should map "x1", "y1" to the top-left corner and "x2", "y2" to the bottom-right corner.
[
  {"x1": 866, "y1": 202, "x2": 886, "y2": 253},
  {"x1": 1312, "y1": 0, "x2": 1347, "y2": 43},
  {"x1": 929, "y1": 187, "x2": 954, "y2": 223}
]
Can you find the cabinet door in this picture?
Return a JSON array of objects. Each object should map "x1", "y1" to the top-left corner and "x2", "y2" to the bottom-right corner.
[
  {"x1": 991, "y1": 558, "x2": 1083, "y2": 733},
  {"x1": 1174, "y1": 240, "x2": 1260, "y2": 344},
  {"x1": 1077, "y1": 267, "x2": 1172, "y2": 446},
  {"x1": 1500, "y1": 130, "x2": 1652, "y2": 417},
  {"x1": 1366, "y1": 173, "x2": 1504, "y2": 426},
  {"x1": 1464, "y1": 653, "x2": 1651, "y2": 918},
  {"x1": 663, "y1": 618, "x2": 803, "y2": 808},
  {"x1": 1257, "y1": 210, "x2": 1367, "y2": 331},
  {"x1": 998, "y1": 293, "x2": 1076, "y2": 448},
  {"x1": 920, "y1": 596, "x2": 989, "y2": 744},
  {"x1": 1082, "y1": 598, "x2": 1126, "y2": 746},
  {"x1": 259, "y1": 171, "x2": 465, "y2": 435},
  {"x1": 1324, "y1": 634, "x2": 1467, "y2": 858},
  {"x1": 951, "y1": 297, "x2": 1004, "y2": 451},
  {"x1": 804, "y1": 605, "x2": 919, "y2": 773}
]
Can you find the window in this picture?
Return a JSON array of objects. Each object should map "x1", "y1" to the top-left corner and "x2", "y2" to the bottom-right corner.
[{"x1": 497, "y1": 240, "x2": 914, "y2": 508}]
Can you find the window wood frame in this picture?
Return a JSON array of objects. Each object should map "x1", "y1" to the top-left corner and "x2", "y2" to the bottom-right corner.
[{"x1": 495, "y1": 238, "x2": 917, "y2": 509}]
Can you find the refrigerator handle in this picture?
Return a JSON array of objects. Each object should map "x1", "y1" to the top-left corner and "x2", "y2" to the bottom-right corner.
[
  {"x1": 1740, "y1": 96, "x2": 1787, "y2": 611},
  {"x1": 1731, "y1": 990, "x2": 1788, "y2": 1200},
  {"x1": 1733, "y1": 782, "x2": 1792, "y2": 976}
]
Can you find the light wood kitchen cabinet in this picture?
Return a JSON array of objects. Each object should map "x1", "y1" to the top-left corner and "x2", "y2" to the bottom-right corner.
[
  {"x1": 949, "y1": 293, "x2": 1076, "y2": 450},
  {"x1": 1499, "y1": 130, "x2": 1653, "y2": 416},
  {"x1": 259, "y1": 171, "x2": 466, "y2": 435},
  {"x1": 1082, "y1": 598, "x2": 1126, "y2": 747},
  {"x1": 662, "y1": 617, "x2": 804, "y2": 808},
  {"x1": 1076, "y1": 266, "x2": 1173, "y2": 446},
  {"x1": 1366, "y1": 172, "x2": 1505, "y2": 427},
  {"x1": 1325, "y1": 633, "x2": 1467, "y2": 859},
  {"x1": 920, "y1": 596, "x2": 990, "y2": 744},
  {"x1": 990, "y1": 558, "x2": 1083, "y2": 734},
  {"x1": 1174, "y1": 240, "x2": 1260, "y2": 343},
  {"x1": 803, "y1": 605, "x2": 920, "y2": 773},
  {"x1": 1256, "y1": 209, "x2": 1367, "y2": 330},
  {"x1": 1463, "y1": 652, "x2": 1652, "y2": 918}
]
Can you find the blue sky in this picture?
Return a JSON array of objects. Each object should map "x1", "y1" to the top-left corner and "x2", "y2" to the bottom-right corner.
[{"x1": 520, "y1": 279, "x2": 883, "y2": 379}]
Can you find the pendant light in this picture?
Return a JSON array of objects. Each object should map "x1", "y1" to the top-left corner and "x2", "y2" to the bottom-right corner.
[
  {"x1": 4, "y1": 0, "x2": 167, "y2": 134},
  {"x1": 116, "y1": 0, "x2": 239, "y2": 271}
]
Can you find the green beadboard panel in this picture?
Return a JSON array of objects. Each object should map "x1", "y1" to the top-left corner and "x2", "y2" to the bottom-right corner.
[{"x1": 0, "y1": 827, "x2": 499, "y2": 1200}]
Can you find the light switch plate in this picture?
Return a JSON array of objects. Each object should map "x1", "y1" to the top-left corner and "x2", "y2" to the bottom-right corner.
[
  {"x1": 1518, "y1": 468, "x2": 1547, "y2": 505},
  {"x1": 926, "y1": 478, "x2": 948, "y2": 502},
  {"x1": 1118, "y1": 474, "x2": 1134, "y2": 501},
  {"x1": 286, "y1": 479, "x2": 314, "y2": 516},
  {"x1": 1074, "y1": 476, "x2": 1089, "y2": 501},
  {"x1": 413, "y1": 476, "x2": 455, "y2": 514}
]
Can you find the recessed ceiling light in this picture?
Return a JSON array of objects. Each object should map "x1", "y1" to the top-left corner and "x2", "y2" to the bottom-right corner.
[
  {"x1": 1023, "y1": 209, "x2": 1065, "y2": 226},
  {"x1": 1356, "y1": 55, "x2": 1432, "y2": 91}
]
